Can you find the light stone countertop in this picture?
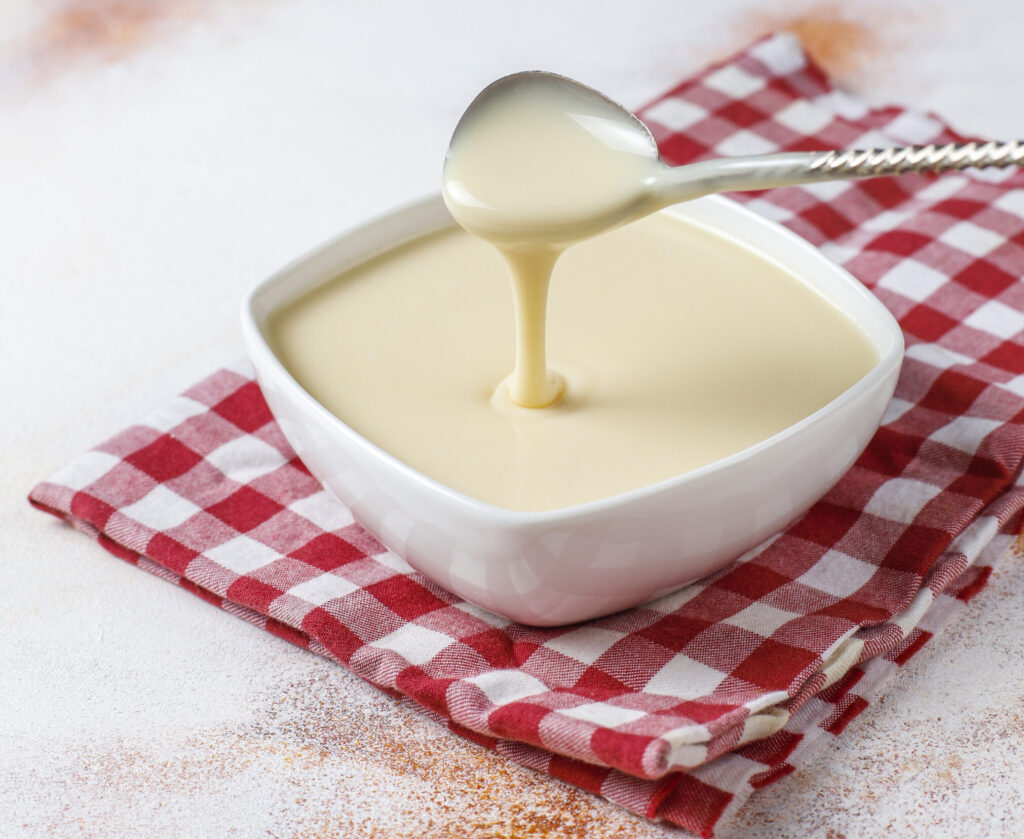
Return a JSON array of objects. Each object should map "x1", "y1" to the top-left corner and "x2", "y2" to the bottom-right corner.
[{"x1": 2, "y1": 1, "x2": 1022, "y2": 836}]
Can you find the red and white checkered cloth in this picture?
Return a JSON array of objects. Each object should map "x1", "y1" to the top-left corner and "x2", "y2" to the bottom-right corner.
[{"x1": 30, "y1": 33, "x2": 1024, "y2": 837}]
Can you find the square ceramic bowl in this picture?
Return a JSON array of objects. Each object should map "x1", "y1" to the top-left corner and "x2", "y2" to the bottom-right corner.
[{"x1": 242, "y1": 194, "x2": 903, "y2": 626}]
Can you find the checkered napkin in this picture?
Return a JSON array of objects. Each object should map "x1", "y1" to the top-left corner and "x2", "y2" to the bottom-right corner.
[{"x1": 30, "y1": 33, "x2": 1024, "y2": 837}]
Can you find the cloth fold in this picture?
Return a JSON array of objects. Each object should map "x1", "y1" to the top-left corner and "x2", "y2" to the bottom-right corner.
[{"x1": 30, "y1": 33, "x2": 1024, "y2": 838}]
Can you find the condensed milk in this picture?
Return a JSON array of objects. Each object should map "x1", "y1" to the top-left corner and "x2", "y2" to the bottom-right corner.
[{"x1": 269, "y1": 213, "x2": 877, "y2": 511}]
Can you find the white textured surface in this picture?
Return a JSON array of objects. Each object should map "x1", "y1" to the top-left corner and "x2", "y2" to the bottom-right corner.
[{"x1": 3, "y1": 1, "x2": 1023, "y2": 836}]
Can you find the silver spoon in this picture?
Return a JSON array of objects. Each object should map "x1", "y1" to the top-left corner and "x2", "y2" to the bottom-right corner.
[{"x1": 446, "y1": 71, "x2": 1023, "y2": 244}]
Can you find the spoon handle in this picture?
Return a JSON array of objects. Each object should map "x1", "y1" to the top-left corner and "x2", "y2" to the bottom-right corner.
[
  {"x1": 659, "y1": 140, "x2": 1024, "y2": 203},
  {"x1": 807, "y1": 140, "x2": 1024, "y2": 178}
]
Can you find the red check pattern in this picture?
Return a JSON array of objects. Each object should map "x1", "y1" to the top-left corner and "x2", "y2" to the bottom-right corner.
[{"x1": 30, "y1": 34, "x2": 1024, "y2": 837}]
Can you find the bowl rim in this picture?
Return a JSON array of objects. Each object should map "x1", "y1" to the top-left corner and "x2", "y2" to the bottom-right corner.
[{"x1": 242, "y1": 193, "x2": 904, "y2": 525}]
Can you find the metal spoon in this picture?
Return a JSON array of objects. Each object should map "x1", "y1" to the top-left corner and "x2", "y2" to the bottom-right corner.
[{"x1": 446, "y1": 71, "x2": 1023, "y2": 243}]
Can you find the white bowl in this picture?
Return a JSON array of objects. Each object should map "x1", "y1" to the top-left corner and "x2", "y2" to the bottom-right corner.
[{"x1": 242, "y1": 195, "x2": 903, "y2": 626}]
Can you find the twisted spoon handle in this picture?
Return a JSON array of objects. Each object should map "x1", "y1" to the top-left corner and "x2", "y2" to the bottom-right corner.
[
  {"x1": 808, "y1": 141, "x2": 1024, "y2": 177},
  {"x1": 659, "y1": 140, "x2": 1024, "y2": 203}
]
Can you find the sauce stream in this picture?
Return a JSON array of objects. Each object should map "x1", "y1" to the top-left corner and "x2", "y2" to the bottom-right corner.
[{"x1": 443, "y1": 74, "x2": 659, "y2": 407}]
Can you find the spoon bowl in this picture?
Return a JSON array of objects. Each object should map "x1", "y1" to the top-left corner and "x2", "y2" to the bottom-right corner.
[{"x1": 442, "y1": 71, "x2": 663, "y2": 249}]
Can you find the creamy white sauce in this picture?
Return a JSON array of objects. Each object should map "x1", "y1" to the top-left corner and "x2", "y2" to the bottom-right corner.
[{"x1": 270, "y1": 216, "x2": 878, "y2": 511}]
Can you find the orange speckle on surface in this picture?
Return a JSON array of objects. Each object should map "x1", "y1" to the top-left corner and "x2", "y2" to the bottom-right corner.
[
  {"x1": 743, "y1": 1, "x2": 910, "y2": 80},
  {"x1": 772, "y1": 11, "x2": 877, "y2": 77},
  {"x1": 16, "y1": 669, "x2": 671, "y2": 839},
  {"x1": 35, "y1": 0, "x2": 200, "y2": 65},
  {"x1": 2, "y1": 0, "x2": 277, "y2": 86}
]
